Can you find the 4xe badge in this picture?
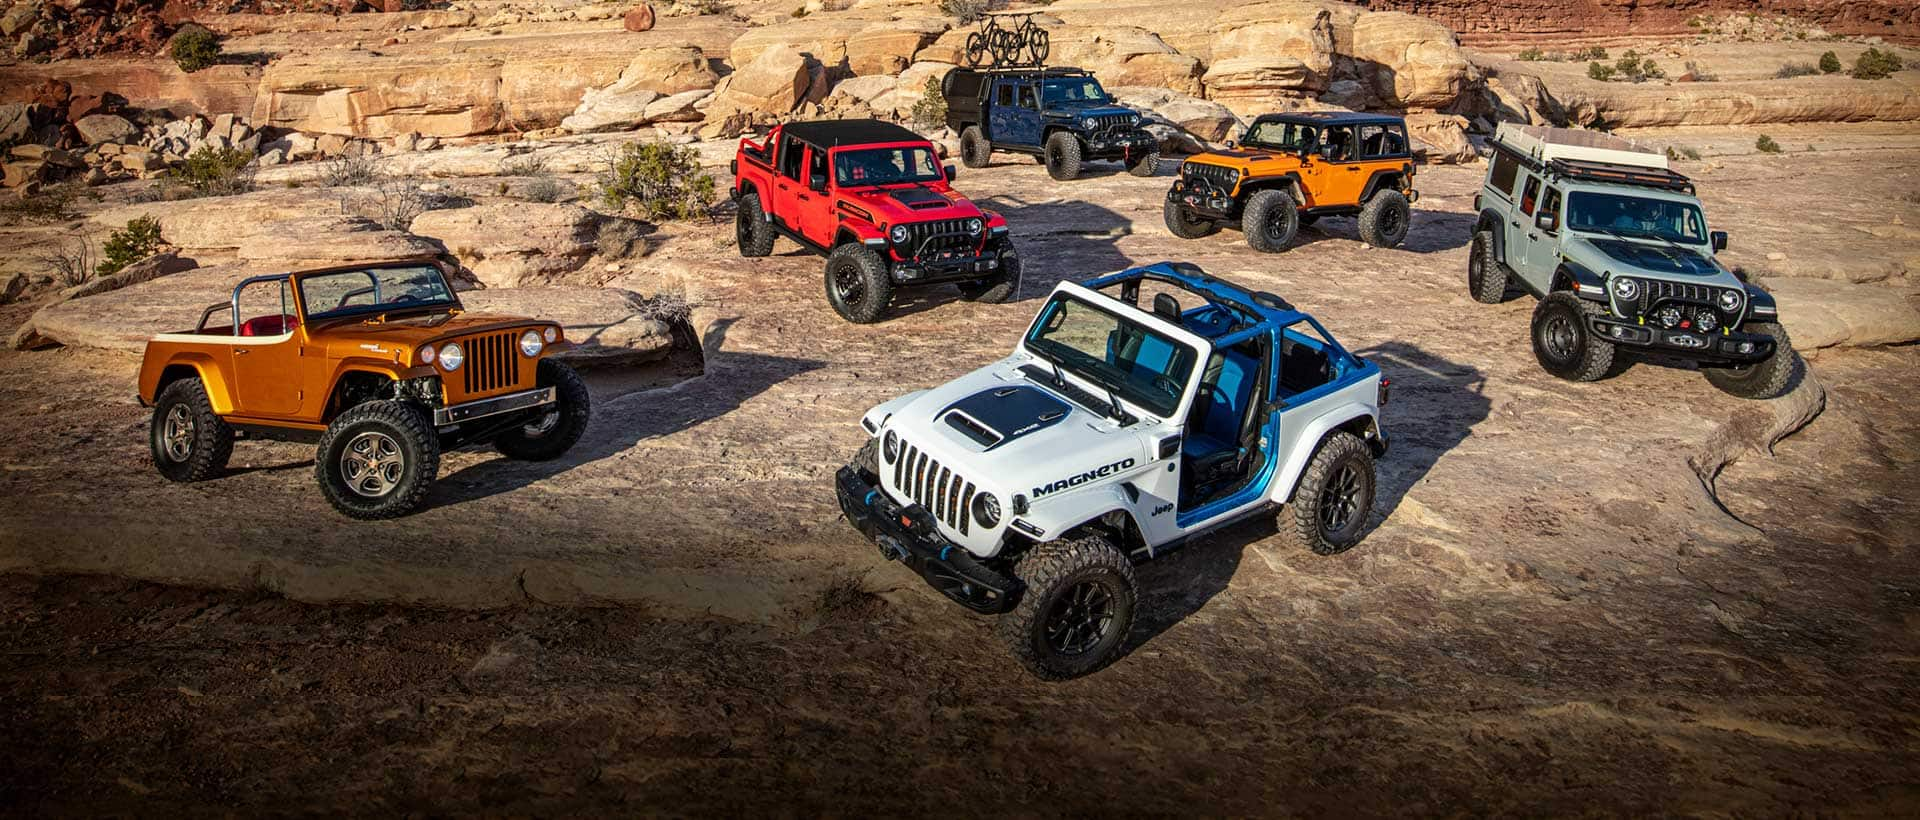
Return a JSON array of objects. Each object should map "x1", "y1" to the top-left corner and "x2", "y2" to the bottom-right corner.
[{"x1": 1032, "y1": 458, "x2": 1136, "y2": 498}]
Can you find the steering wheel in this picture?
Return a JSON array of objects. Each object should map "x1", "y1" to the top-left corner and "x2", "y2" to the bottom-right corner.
[
  {"x1": 390, "y1": 293, "x2": 422, "y2": 305},
  {"x1": 1152, "y1": 375, "x2": 1180, "y2": 397}
]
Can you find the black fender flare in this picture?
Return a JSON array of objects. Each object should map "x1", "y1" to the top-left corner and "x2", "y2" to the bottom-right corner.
[
  {"x1": 1744, "y1": 282, "x2": 1779, "y2": 318},
  {"x1": 1475, "y1": 208, "x2": 1508, "y2": 264},
  {"x1": 1553, "y1": 260, "x2": 1607, "y2": 301},
  {"x1": 1242, "y1": 172, "x2": 1306, "y2": 203},
  {"x1": 1358, "y1": 165, "x2": 1410, "y2": 203}
]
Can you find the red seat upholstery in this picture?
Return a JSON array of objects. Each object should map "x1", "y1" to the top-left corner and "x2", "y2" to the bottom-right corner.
[{"x1": 239, "y1": 314, "x2": 300, "y2": 337}]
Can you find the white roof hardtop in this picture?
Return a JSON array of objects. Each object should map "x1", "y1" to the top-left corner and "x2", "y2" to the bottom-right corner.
[{"x1": 1495, "y1": 123, "x2": 1667, "y2": 171}]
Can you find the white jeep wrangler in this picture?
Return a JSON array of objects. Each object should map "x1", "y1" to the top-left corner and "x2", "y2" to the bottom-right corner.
[{"x1": 835, "y1": 262, "x2": 1390, "y2": 679}]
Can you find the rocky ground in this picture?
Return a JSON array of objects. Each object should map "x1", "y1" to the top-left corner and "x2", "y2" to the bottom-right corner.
[{"x1": 1, "y1": 142, "x2": 1917, "y2": 812}]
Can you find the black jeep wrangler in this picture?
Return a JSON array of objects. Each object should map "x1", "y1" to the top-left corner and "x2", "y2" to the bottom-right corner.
[{"x1": 942, "y1": 66, "x2": 1160, "y2": 181}]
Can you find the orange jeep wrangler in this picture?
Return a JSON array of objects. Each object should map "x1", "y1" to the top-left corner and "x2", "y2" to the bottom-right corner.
[
  {"x1": 1164, "y1": 111, "x2": 1419, "y2": 252},
  {"x1": 138, "y1": 258, "x2": 591, "y2": 519}
]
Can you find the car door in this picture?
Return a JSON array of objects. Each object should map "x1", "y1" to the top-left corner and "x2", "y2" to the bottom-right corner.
[
  {"x1": 1004, "y1": 81, "x2": 1043, "y2": 148},
  {"x1": 1264, "y1": 321, "x2": 1367, "y2": 507},
  {"x1": 1354, "y1": 123, "x2": 1411, "y2": 204},
  {"x1": 1521, "y1": 186, "x2": 1564, "y2": 276},
  {"x1": 794, "y1": 143, "x2": 839, "y2": 246},
  {"x1": 228, "y1": 278, "x2": 305, "y2": 417},
  {"x1": 1505, "y1": 172, "x2": 1547, "y2": 284},
  {"x1": 769, "y1": 132, "x2": 808, "y2": 233},
  {"x1": 986, "y1": 79, "x2": 1018, "y2": 145}
]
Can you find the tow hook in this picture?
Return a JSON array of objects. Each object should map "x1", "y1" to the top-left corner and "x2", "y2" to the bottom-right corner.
[{"x1": 877, "y1": 536, "x2": 909, "y2": 562}]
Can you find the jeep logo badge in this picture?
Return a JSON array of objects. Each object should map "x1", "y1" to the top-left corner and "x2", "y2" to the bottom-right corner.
[{"x1": 1032, "y1": 458, "x2": 1136, "y2": 498}]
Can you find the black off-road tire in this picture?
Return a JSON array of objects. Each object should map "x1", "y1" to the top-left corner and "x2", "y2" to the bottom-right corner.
[
  {"x1": 1243, "y1": 188, "x2": 1299, "y2": 253},
  {"x1": 852, "y1": 438, "x2": 878, "y2": 477},
  {"x1": 996, "y1": 535, "x2": 1138, "y2": 680},
  {"x1": 315, "y1": 400, "x2": 440, "y2": 520},
  {"x1": 1043, "y1": 132, "x2": 1082, "y2": 181},
  {"x1": 1281, "y1": 430, "x2": 1377, "y2": 556},
  {"x1": 824, "y1": 243, "x2": 894, "y2": 324},
  {"x1": 1125, "y1": 149, "x2": 1160, "y2": 177},
  {"x1": 1704, "y1": 321, "x2": 1798, "y2": 400},
  {"x1": 1357, "y1": 189, "x2": 1411, "y2": 249},
  {"x1": 1467, "y1": 229, "x2": 1509, "y2": 304},
  {"x1": 1163, "y1": 200, "x2": 1220, "y2": 239},
  {"x1": 494, "y1": 359, "x2": 592, "y2": 461},
  {"x1": 150, "y1": 377, "x2": 233, "y2": 483},
  {"x1": 1532, "y1": 291, "x2": 1616, "y2": 382},
  {"x1": 736, "y1": 191, "x2": 776, "y2": 258},
  {"x1": 956, "y1": 243, "x2": 1020, "y2": 303},
  {"x1": 959, "y1": 126, "x2": 992, "y2": 168}
]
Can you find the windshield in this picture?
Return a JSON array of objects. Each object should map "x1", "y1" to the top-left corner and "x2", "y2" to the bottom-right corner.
[
  {"x1": 1242, "y1": 120, "x2": 1315, "y2": 152},
  {"x1": 1041, "y1": 78, "x2": 1109, "y2": 107},
  {"x1": 298, "y1": 264, "x2": 457, "y2": 321},
  {"x1": 834, "y1": 146, "x2": 941, "y2": 187},
  {"x1": 1025, "y1": 294, "x2": 1196, "y2": 418},
  {"x1": 1567, "y1": 191, "x2": 1708, "y2": 244}
]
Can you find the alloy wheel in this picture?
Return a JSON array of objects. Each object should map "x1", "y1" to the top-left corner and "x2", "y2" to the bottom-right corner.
[
  {"x1": 340, "y1": 431, "x2": 405, "y2": 498},
  {"x1": 162, "y1": 405, "x2": 195, "y2": 461},
  {"x1": 1319, "y1": 463, "x2": 1362, "y2": 533},
  {"x1": 1043, "y1": 580, "x2": 1115, "y2": 656},
  {"x1": 833, "y1": 263, "x2": 865, "y2": 306},
  {"x1": 1541, "y1": 313, "x2": 1578, "y2": 363}
]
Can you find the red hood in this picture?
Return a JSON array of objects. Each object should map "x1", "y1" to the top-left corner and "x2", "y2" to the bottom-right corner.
[{"x1": 840, "y1": 183, "x2": 988, "y2": 224}]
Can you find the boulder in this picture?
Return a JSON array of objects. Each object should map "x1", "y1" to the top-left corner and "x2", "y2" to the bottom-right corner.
[
  {"x1": 562, "y1": 89, "x2": 661, "y2": 133},
  {"x1": 73, "y1": 113, "x2": 137, "y2": 145},
  {"x1": 90, "y1": 188, "x2": 352, "y2": 250},
  {"x1": 2, "y1": 160, "x2": 45, "y2": 188},
  {"x1": 1112, "y1": 86, "x2": 1241, "y2": 144},
  {"x1": 1209, "y1": 2, "x2": 1335, "y2": 88},
  {"x1": 1486, "y1": 72, "x2": 1566, "y2": 127},
  {"x1": 643, "y1": 89, "x2": 710, "y2": 123},
  {"x1": 560, "y1": 46, "x2": 718, "y2": 133},
  {"x1": 701, "y1": 48, "x2": 819, "y2": 126},
  {"x1": 235, "y1": 216, "x2": 445, "y2": 267},
  {"x1": 409, "y1": 203, "x2": 601, "y2": 288},
  {"x1": 58, "y1": 250, "x2": 196, "y2": 301},
  {"x1": 1061, "y1": 28, "x2": 1203, "y2": 96},
  {"x1": 10, "y1": 143, "x2": 79, "y2": 167},
  {"x1": 1348, "y1": 11, "x2": 1471, "y2": 109},
  {"x1": 1404, "y1": 111, "x2": 1475, "y2": 164},
  {"x1": 728, "y1": 18, "x2": 865, "y2": 70},
  {"x1": 0, "y1": 102, "x2": 32, "y2": 145},
  {"x1": 1760, "y1": 278, "x2": 1920, "y2": 350},
  {"x1": 827, "y1": 75, "x2": 897, "y2": 105},
  {"x1": 846, "y1": 20, "x2": 946, "y2": 77},
  {"x1": 622, "y1": 4, "x2": 654, "y2": 32},
  {"x1": 1202, "y1": 57, "x2": 1323, "y2": 118},
  {"x1": 459, "y1": 287, "x2": 675, "y2": 367}
]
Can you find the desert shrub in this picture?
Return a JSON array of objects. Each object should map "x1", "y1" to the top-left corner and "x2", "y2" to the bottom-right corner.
[
  {"x1": 521, "y1": 176, "x2": 570, "y2": 203},
  {"x1": 1517, "y1": 47, "x2": 1544, "y2": 61},
  {"x1": 1755, "y1": 134, "x2": 1782, "y2": 153},
  {"x1": 599, "y1": 141, "x2": 716, "y2": 222},
  {"x1": 684, "y1": 0, "x2": 729, "y2": 13},
  {"x1": 1664, "y1": 145, "x2": 1702, "y2": 161},
  {"x1": 0, "y1": 183, "x2": 80, "y2": 224},
  {"x1": 1587, "y1": 62, "x2": 1617, "y2": 81},
  {"x1": 1575, "y1": 46, "x2": 1608, "y2": 61},
  {"x1": 1774, "y1": 61, "x2": 1819, "y2": 78},
  {"x1": 910, "y1": 76, "x2": 946, "y2": 132},
  {"x1": 342, "y1": 179, "x2": 432, "y2": 230},
  {"x1": 1818, "y1": 50, "x2": 1841, "y2": 73},
  {"x1": 169, "y1": 26, "x2": 221, "y2": 73},
  {"x1": 40, "y1": 231, "x2": 98, "y2": 287},
  {"x1": 320, "y1": 154, "x2": 378, "y2": 187},
  {"x1": 596, "y1": 218, "x2": 646, "y2": 258},
  {"x1": 941, "y1": 0, "x2": 992, "y2": 23},
  {"x1": 1684, "y1": 61, "x2": 1717, "y2": 81},
  {"x1": 1609, "y1": 50, "x2": 1663, "y2": 82},
  {"x1": 96, "y1": 217, "x2": 164, "y2": 277},
  {"x1": 176, "y1": 145, "x2": 255, "y2": 195},
  {"x1": 1850, "y1": 47, "x2": 1904, "y2": 80},
  {"x1": 499, "y1": 154, "x2": 547, "y2": 177}
]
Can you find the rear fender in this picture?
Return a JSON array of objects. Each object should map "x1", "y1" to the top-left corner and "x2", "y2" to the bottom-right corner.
[
  {"x1": 142, "y1": 352, "x2": 234, "y2": 413},
  {"x1": 1269, "y1": 402, "x2": 1379, "y2": 505},
  {"x1": 1476, "y1": 208, "x2": 1508, "y2": 263},
  {"x1": 1358, "y1": 167, "x2": 1410, "y2": 203}
]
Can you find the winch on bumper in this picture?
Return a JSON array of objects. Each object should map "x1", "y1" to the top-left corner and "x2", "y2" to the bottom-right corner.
[
  {"x1": 1588, "y1": 314, "x2": 1776, "y2": 363},
  {"x1": 886, "y1": 232, "x2": 1012, "y2": 286},
  {"x1": 1167, "y1": 178, "x2": 1236, "y2": 220},
  {"x1": 835, "y1": 463, "x2": 1017, "y2": 614},
  {"x1": 1087, "y1": 129, "x2": 1157, "y2": 160}
]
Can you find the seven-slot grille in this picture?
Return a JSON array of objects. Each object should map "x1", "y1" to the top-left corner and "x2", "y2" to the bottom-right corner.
[
  {"x1": 896, "y1": 219, "x2": 978, "y2": 258},
  {"x1": 891, "y1": 437, "x2": 981, "y2": 536},
  {"x1": 459, "y1": 331, "x2": 525, "y2": 395},
  {"x1": 1182, "y1": 162, "x2": 1238, "y2": 193},
  {"x1": 1086, "y1": 113, "x2": 1134, "y2": 136},
  {"x1": 1637, "y1": 280, "x2": 1734, "y2": 317}
]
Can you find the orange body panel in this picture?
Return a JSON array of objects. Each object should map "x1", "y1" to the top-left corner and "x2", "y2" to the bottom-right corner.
[{"x1": 1182, "y1": 148, "x2": 1412, "y2": 210}]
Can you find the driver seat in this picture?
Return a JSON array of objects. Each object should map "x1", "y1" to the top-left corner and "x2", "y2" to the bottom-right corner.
[
  {"x1": 239, "y1": 314, "x2": 300, "y2": 337},
  {"x1": 1184, "y1": 348, "x2": 1257, "y2": 486}
]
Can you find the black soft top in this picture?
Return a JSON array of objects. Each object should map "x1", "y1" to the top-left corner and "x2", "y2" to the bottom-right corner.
[
  {"x1": 1253, "y1": 111, "x2": 1405, "y2": 127},
  {"x1": 781, "y1": 119, "x2": 928, "y2": 148}
]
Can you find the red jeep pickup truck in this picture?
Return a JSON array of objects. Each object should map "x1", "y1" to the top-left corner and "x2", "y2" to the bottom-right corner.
[{"x1": 731, "y1": 119, "x2": 1019, "y2": 323}]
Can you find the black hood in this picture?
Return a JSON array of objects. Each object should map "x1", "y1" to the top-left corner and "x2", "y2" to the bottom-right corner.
[
  {"x1": 1587, "y1": 237, "x2": 1721, "y2": 277},
  {"x1": 939, "y1": 386, "x2": 1071, "y2": 450},
  {"x1": 888, "y1": 186, "x2": 953, "y2": 210}
]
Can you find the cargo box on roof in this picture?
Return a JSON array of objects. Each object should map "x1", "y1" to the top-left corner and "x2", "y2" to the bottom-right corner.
[{"x1": 1494, "y1": 123, "x2": 1667, "y2": 170}]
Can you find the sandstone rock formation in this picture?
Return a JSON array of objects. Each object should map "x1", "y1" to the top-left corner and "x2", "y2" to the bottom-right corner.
[
  {"x1": 235, "y1": 216, "x2": 444, "y2": 268},
  {"x1": 561, "y1": 46, "x2": 720, "y2": 133},
  {"x1": 410, "y1": 203, "x2": 602, "y2": 289},
  {"x1": 1761, "y1": 278, "x2": 1920, "y2": 350},
  {"x1": 1348, "y1": 11, "x2": 1472, "y2": 109}
]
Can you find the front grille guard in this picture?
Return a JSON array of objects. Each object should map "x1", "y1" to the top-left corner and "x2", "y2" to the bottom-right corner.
[{"x1": 896, "y1": 227, "x2": 983, "y2": 260}]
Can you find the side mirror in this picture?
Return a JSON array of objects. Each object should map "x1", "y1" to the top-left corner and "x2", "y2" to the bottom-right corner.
[
  {"x1": 1710, "y1": 230, "x2": 1728, "y2": 251},
  {"x1": 943, "y1": 163, "x2": 957, "y2": 182},
  {"x1": 809, "y1": 173, "x2": 828, "y2": 192},
  {"x1": 1535, "y1": 211, "x2": 1559, "y2": 232},
  {"x1": 1224, "y1": 139, "x2": 1237, "y2": 149}
]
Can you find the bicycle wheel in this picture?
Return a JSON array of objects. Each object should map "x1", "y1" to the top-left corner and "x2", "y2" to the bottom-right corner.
[
  {"x1": 1026, "y1": 28, "x2": 1050, "y2": 65},
  {"x1": 964, "y1": 31, "x2": 988, "y2": 67}
]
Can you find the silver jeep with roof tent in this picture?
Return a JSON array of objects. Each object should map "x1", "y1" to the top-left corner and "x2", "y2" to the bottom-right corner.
[{"x1": 1468, "y1": 124, "x2": 1799, "y2": 399}]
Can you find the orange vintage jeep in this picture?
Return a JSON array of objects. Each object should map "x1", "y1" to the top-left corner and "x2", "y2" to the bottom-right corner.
[
  {"x1": 1164, "y1": 111, "x2": 1419, "y2": 252},
  {"x1": 138, "y1": 258, "x2": 591, "y2": 519}
]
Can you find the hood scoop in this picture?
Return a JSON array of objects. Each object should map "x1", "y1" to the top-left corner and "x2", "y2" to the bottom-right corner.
[
  {"x1": 1589, "y1": 237, "x2": 1720, "y2": 277},
  {"x1": 940, "y1": 385, "x2": 1071, "y2": 450},
  {"x1": 889, "y1": 187, "x2": 952, "y2": 210}
]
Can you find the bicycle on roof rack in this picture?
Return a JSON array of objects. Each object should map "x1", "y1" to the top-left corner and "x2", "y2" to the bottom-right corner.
[{"x1": 964, "y1": 13, "x2": 1050, "y2": 69}]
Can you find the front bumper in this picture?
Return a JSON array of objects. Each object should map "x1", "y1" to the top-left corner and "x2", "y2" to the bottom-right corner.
[
  {"x1": 835, "y1": 464, "x2": 1016, "y2": 614},
  {"x1": 1086, "y1": 129, "x2": 1157, "y2": 159},
  {"x1": 1589, "y1": 315, "x2": 1776, "y2": 363},
  {"x1": 889, "y1": 246, "x2": 1007, "y2": 286},
  {"x1": 435, "y1": 386, "x2": 555, "y2": 426},
  {"x1": 1168, "y1": 182, "x2": 1237, "y2": 221}
]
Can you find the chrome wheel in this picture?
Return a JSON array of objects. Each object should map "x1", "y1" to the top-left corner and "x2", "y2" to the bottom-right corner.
[
  {"x1": 161, "y1": 405, "x2": 194, "y2": 461},
  {"x1": 340, "y1": 431, "x2": 405, "y2": 498},
  {"x1": 1319, "y1": 463, "x2": 1362, "y2": 533},
  {"x1": 522, "y1": 410, "x2": 560, "y2": 438},
  {"x1": 1044, "y1": 580, "x2": 1115, "y2": 657}
]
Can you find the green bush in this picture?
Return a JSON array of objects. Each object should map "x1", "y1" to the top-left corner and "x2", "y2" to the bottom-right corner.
[
  {"x1": 941, "y1": 0, "x2": 991, "y2": 23},
  {"x1": 1587, "y1": 62, "x2": 1617, "y2": 82},
  {"x1": 599, "y1": 141, "x2": 716, "y2": 222},
  {"x1": 1818, "y1": 50, "x2": 1841, "y2": 73},
  {"x1": 1774, "y1": 61, "x2": 1819, "y2": 78},
  {"x1": 1575, "y1": 46, "x2": 1608, "y2": 61},
  {"x1": 176, "y1": 145, "x2": 255, "y2": 195},
  {"x1": 1517, "y1": 47, "x2": 1544, "y2": 61},
  {"x1": 1755, "y1": 134, "x2": 1782, "y2": 154},
  {"x1": 97, "y1": 217, "x2": 164, "y2": 277},
  {"x1": 1850, "y1": 47, "x2": 1904, "y2": 80},
  {"x1": 1664, "y1": 145, "x2": 1702, "y2": 161},
  {"x1": 169, "y1": 26, "x2": 221, "y2": 73},
  {"x1": 910, "y1": 77, "x2": 946, "y2": 132}
]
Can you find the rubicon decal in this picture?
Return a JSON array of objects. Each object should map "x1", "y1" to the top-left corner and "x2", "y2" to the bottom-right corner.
[{"x1": 1032, "y1": 458, "x2": 1136, "y2": 497}]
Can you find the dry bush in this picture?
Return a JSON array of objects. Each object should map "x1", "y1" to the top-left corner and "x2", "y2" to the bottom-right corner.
[
  {"x1": 521, "y1": 176, "x2": 571, "y2": 203},
  {"x1": 320, "y1": 154, "x2": 378, "y2": 187},
  {"x1": 342, "y1": 180, "x2": 433, "y2": 231},
  {"x1": 0, "y1": 184, "x2": 81, "y2": 224},
  {"x1": 38, "y1": 231, "x2": 98, "y2": 287},
  {"x1": 596, "y1": 218, "x2": 647, "y2": 259},
  {"x1": 1774, "y1": 62, "x2": 1819, "y2": 79},
  {"x1": 500, "y1": 154, "x2": 548, "y2": 177}
]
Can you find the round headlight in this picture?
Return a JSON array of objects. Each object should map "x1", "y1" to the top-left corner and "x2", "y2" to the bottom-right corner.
[
  {"x1": 1082, "y1": 117, "x2": 1097, "y2": 129},
  {"x1": 438, "y1": 342, "x2": 463, "y2": 371},
  {"x1": 543, "y1": 326, "x2": 558, "y2": 343},
  {"x1": 889, "y1": 225, "x2": 909, "y2": 244},
  {"x1": 972, "y1": 493, "x2": 1002, "y2": 529},
  {"x1": 1611, "y1": 276, "x2": 1639, "y2": 301},
  {"x1": 417, "y1": 345, "x2": 436, "y2": 365},
  {"x1": 967, "y1": 218, "x2": 983, "y2": 234},
  {"x1": 882, "y1": 430, "x2": 898, "y2": 463},
  {"x1": 520, "y1": 330, "x2": 544, "y2": 357},
  {"x1": 1717, "y1": 288, "x2": 1743, "y2": 313}
]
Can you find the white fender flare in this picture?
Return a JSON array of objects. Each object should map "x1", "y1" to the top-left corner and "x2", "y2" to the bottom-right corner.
[{"x1": 1269, "y1": 402, "x2": 1380, "y2": 505}]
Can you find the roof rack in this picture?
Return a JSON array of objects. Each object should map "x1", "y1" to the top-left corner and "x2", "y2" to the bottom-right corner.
[
  {"x1": 1545, "y1": 157, "x2": 1695, "y2": 193},
  {"x1": 1494, "y1": 123, "x2": 1665, "y2": 168},
  {"x1": 952, "y1": 65, "x2": 1089, "y2": 76}
]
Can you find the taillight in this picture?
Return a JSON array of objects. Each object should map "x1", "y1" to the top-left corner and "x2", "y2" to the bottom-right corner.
[{"x1": 1378, "y1": 377, "x2": 1391, "y2": 406}]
